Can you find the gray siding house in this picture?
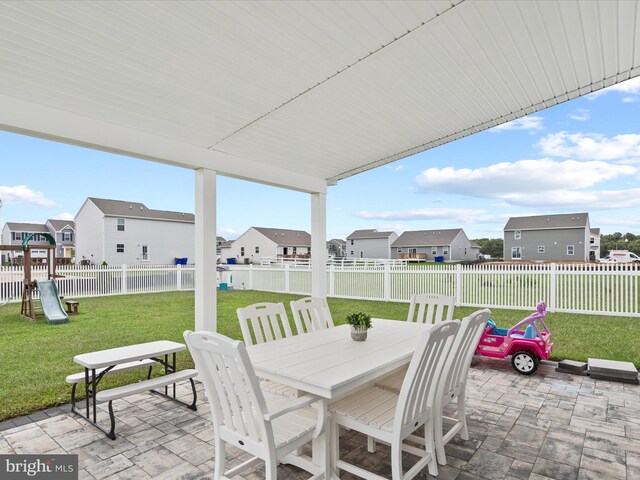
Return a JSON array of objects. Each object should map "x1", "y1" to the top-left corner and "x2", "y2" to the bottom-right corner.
[
  {"x1": 326, "y1": 239, "x2": 346, "y2": 258},
  {"x1": 503, "y1": 212, "x2": 597, "y2": 262},
  {"x1": 346, "y1": 229, "x2": 398, "y2": 259},
  {"x1": 1, "y1": 220, "x2": 75, "y2": 263},
  {"x1": 391, "y1": 229, "x2": 480, "y2": 262},
  {"x1": 75, "y1": 197, "x2": 194, "y2": 265}
]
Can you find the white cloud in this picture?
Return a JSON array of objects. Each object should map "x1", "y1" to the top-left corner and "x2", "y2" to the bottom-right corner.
[
  {"x1": 538, "y1": 132, "x2": 640, "y2": 161},
  {"x1": 217, "y1": 227, "x2": 237, "y2": 238},
  {"x1": 355, "y1": 208, "x2": 507, "y2": 224},
  {"x1": 492, "y1": 116, "x2": 544, "y2": 132},
  {"x1": 51, "y1": 212, "x2": 75, "y2": 221},
  {"x1": 416, "y1": 159, "x2": 635, "y2": 196},
  {"x1": 0, "y1": 185, "x2": 55, "y2": 207},
  {"x1": 569, "y1": 109, "x2": 590, "y2": 121},
  {"x1": 500, "y1": 188, "x2": 640, "y2": 210},
  {"x1": 622, "y1": 97, "x2": 637, "y2": 103},
  {"x1": 394, "y1": 165, "x2": 405, "y2": 172},
  {"x1": 589, "y1": 76, "x2": 640, "y2": 100}
]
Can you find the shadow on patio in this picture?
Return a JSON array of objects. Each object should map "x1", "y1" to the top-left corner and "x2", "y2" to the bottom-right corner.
[{"x1": 1, "y1": 357, "x2": 638, "y2": 480}]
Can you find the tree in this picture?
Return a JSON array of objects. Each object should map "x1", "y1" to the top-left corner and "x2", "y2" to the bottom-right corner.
[{"x1": 472, "y1": 238, "x2": 504, "y2": 259}]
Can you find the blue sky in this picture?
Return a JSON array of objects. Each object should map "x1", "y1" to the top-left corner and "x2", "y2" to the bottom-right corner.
[{"x1": 1, "y1": 77, "x2": 639, "y2": 241}]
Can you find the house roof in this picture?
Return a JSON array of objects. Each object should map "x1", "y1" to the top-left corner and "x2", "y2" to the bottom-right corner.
[
  {"x1": 590, "y1": 228, "x2": 601, "y2": 236},
  {"x1": 328, "y1": 239, "x2": 346, "y2": 246},
  {"x1": 4, "y1": 222, "x2": 47, "y2": 232},
  {"x1": 392, "y1": 229, "x2": 462, "y2": 247},
  {"x1": 47, "y1": 220, "x2": 75, "y2": 231},
  {"x1": 504, "y1": 213, "x2": 589, "y2": 231},
  {"x1": 88, "y1": 198, "x2": 194, "y2": 223},
  {"x1": 347, "y1": 229, "x2": 395, "y2": 240},
  {"x1": 470, "y1": 242, "x2": 481, "y2": 249},
  {"x1": 216, "y1": 236, "x2": 226, "y2": 242},
  {"x1": 219, "y1": 240, "x2": 233, "y2": 248},
  {"x1": 253, "y1": 227, "x2": 311, "y2": 247},
  {"x1": 1, "y1": 2, "x2": 636, "y2": 193}
]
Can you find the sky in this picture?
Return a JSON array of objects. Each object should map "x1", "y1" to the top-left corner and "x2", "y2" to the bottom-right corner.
[{"x1": 1, "y1": 77, "x2": 639, "y2": 241}]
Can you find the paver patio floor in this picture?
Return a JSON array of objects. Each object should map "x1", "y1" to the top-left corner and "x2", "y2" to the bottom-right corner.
[{"x1": 1, "y1": 356, "x2": 638, "y2": 480}]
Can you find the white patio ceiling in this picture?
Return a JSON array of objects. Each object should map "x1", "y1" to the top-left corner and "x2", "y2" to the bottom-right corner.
[{"x1": 1, "y1": 0, "x2": 639, "y2": 192}]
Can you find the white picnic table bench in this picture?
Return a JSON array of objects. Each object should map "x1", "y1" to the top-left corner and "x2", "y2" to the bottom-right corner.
[{"x1": 69, "y1": 340, "x2": 197, "y2": 439}]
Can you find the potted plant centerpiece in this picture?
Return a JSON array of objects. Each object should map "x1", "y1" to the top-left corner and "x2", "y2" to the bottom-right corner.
[{"x1": 346, "y1": 312, "x2": 372, "y2": 341}]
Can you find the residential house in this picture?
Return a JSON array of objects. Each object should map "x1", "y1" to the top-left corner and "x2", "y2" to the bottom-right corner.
[
  {"x1": 216, "y1": 236, "x2": 226, "y2": 255},
  {"x1": 226, "y1": 227, "x2": 311, "y2": 264},
  {"x1": 346, "y1": 229, "x2": 398, "y2": 259},
  {"x1": 75, "y1": 197, "x2": 194, "y2": 265},
  {"x1": 1, "y1": 220, "x2": 76, "y2": 264},
  {"x1": 503, "y1": 212, "x2": 598, "y2": 262},
  {"x1": 46, "y1": 220, "x2": 76, "y2": 259},
  {"x1": 326, "y1": 239, "x2": 346, "y2": 258},
  {"x1": 391, "y1": 229, "x2": 480, "y2": 262},
  {"x1": 219, "y1": 239, "x2": 234, "y2": 262}
]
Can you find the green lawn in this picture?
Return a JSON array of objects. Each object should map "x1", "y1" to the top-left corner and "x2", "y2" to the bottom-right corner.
[{"x1": 0, "y1": 290, "x2": 638, "y2": 421}]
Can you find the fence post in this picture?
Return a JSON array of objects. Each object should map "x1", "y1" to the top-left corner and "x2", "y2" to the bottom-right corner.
[
  {"x1": 176, "y1": 264, "x2": 182, "y2": 291},
  {"x1": 384, "y1": 263, "x2": 391, "y2": 301},
  {"x1": 285, "y1": 264, "x2": 290, "y2": 293},
  {"x1": 549, "y1": 263, "x2": 557, "y2": 311},
  {"x1": 329, "y1": 264, "x2": 335, "y2": 297},
  {"x1": 248, "y1": 264, "x2": 253, "y2": 290},
  {"x1": 121, "y1": 264, "x2": 127, "y2": 294},
  {"x1": 455, "y1": 264, "x2": 462, "y2": 306}
]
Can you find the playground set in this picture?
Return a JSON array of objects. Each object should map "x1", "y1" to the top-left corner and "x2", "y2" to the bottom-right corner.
[
  {"x1": 0, "y1": 233, "x2": 69, "y2": 324},
  {"x1": 475, "y1": 301, "x2": 553, "y2": 375}
]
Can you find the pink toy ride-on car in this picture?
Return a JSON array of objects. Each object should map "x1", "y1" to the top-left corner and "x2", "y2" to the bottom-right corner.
[{"x1": 475, "y1": 301, "x2": 553, "y2": 375}]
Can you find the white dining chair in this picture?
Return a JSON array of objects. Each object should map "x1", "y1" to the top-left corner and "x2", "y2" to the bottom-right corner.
[
  {"x1": 407, "y1": 293, "x2": 455, "y2": 324},
  {"x1": 237, "y1": 302, "x2": 296, "y2": 397},
  {"x1": 290, "y1": 297, "x2": 334, "y2": 334},
  {"x1": 330, "y1": 320, "x2": 460, "y2": 480},
  {"x1": 184, "y1": 330, "x2": 326, "y2": 480},
  {"x1": 433, "y1": 308, "x2": 491, "y2": 465}
]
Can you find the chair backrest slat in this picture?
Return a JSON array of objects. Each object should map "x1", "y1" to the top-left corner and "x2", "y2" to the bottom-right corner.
[
  {"x1": 407, "y1": 294, "x2": 455, "y2": 324},
  {"x1": 395, "y1": 320, "x2": 459, "y2": 430},
  {"x1": 237, "y1": 302, "x2": 293, "y2": 346},
  {"x1": 442, "y1": 309, "x2": 491, "y2": 398},
  {"x1": 290, "y1": 297, "x2": 334, "y2": 334},
  {"x1": 184, "y1": 331, "x2": 268, "y2": 446}
]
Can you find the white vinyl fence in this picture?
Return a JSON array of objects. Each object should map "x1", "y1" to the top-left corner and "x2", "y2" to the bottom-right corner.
[
  {"x1": 1, "y1": 263, "x2": 638, "y2": 317},
  {"x1": 0, "y1": 264, "x2": 195, "y2": 302},
  {"x1": 230, "y1": 263, "x2": 640, "y2": 318}
]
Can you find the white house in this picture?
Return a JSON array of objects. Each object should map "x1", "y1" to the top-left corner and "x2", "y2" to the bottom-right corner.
[
  {"x1": 226, "y1": 227, "x2": 311, "y2": 264},
  {"x1": 346, "y1": 229, "x2": 398, "y2": 259},
  {"x1": 75, "y1": 197, "x2": 194, "y2": 265},
  {"x1": 391, "y1": 229, "x2": 480, "y2": 262}
]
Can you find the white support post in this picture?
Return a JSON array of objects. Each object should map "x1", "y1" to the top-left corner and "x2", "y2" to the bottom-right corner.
[
  {"x1": 176, "y1": 264, "x2": 182, "y2": 291},
  {"x1": 311, "y1": 192, "x2": 327, "y2": 298},
  {"x1": 121, "y1": 264, "x2": 127, "y2": 295},
  {"x1": 455, "y1": 264, "x2": 462, "y2": 306},
  {"x1": 195, "y1": 168, "x2": 217, "y2": 332}
]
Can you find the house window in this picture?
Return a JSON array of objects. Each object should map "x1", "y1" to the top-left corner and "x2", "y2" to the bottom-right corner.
[
  {"x1": 431, "y1": 246, "x2": 437, "y2": 255},
  {"x1": 141, "y1": 245, "x2": 148, "y2": 261},
  {"x1": 63, "y1": 232, "x2": 72, "y2": 242},
  {"x1": 117, "y1": 218, "x2": 125, "y2": 231},
  {"x1": 408, "y1": 248, "x2": 417, "y2": 254},
  {"x1": 443, "y1": 246, "x2": 449, "y2": 255},
  {"x1": 350, "y1": 251, "x2": 354, "y2": 255},
  {"x1": 240, "y1": 247, "x2": 245, "y2": 256},
  {"x1": 397, "y1": 248, "x2": 402, "y2": 253},
  {"x1": 514, "y1": 230, "x2": 521, "y2": 240},
  {"x1": 567, "y1": 245, "x2": 575, "y2": 256},
  {"x1": 116, "y1": 244, "x2": 124, "y2": 253},
  {"x1": 538, "y1": 245, "x2": 545, "y2": 253},
  {"x1": 255, "y1": 246, "x2": 259, "y2": 254},
  {"x1": 512, "y1": 247, "x2": 522, "y2": 259},
  {"x1": 292, "y1": 247, "x2": 297, "y2": 254},
  {"x1": 350, "y1": 239, "x2": 354, "y2": 245},
  {"x1": 590, "y1": 237, "x2": 595, "y2": 244}
]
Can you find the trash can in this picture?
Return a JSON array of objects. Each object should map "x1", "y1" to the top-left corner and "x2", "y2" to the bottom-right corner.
[
  {"x1": 174, "y1": 257, "x2": 188, "y2": 265},
  {"x1": 227, "y1": 258, "x2": 236, "y2": 265},
  {"x1": 434, "y1": 255, "x2": 444, "y2": 263},
  {"x1": 219, "y1": 283, "x2": 228, "y2": 291}
]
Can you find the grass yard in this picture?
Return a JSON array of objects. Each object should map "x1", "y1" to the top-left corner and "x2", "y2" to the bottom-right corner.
[{"x1": 0, "y1": 290, "x2": 638, "y2": 421}]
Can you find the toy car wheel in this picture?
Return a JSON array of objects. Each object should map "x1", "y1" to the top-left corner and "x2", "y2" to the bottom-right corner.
[{"x1": 511, "y1": 351, "x2": 538, "y2": 375}]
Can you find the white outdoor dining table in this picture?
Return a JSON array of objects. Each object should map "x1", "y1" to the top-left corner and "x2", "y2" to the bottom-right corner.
[{"x1": 246, "y1": 318, "x2": 432, "y2": 479}]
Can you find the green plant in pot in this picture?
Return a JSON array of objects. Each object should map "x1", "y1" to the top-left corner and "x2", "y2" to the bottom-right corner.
[{"x1": 346, "y1": 312, "x2": 372, "y2": 341}]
